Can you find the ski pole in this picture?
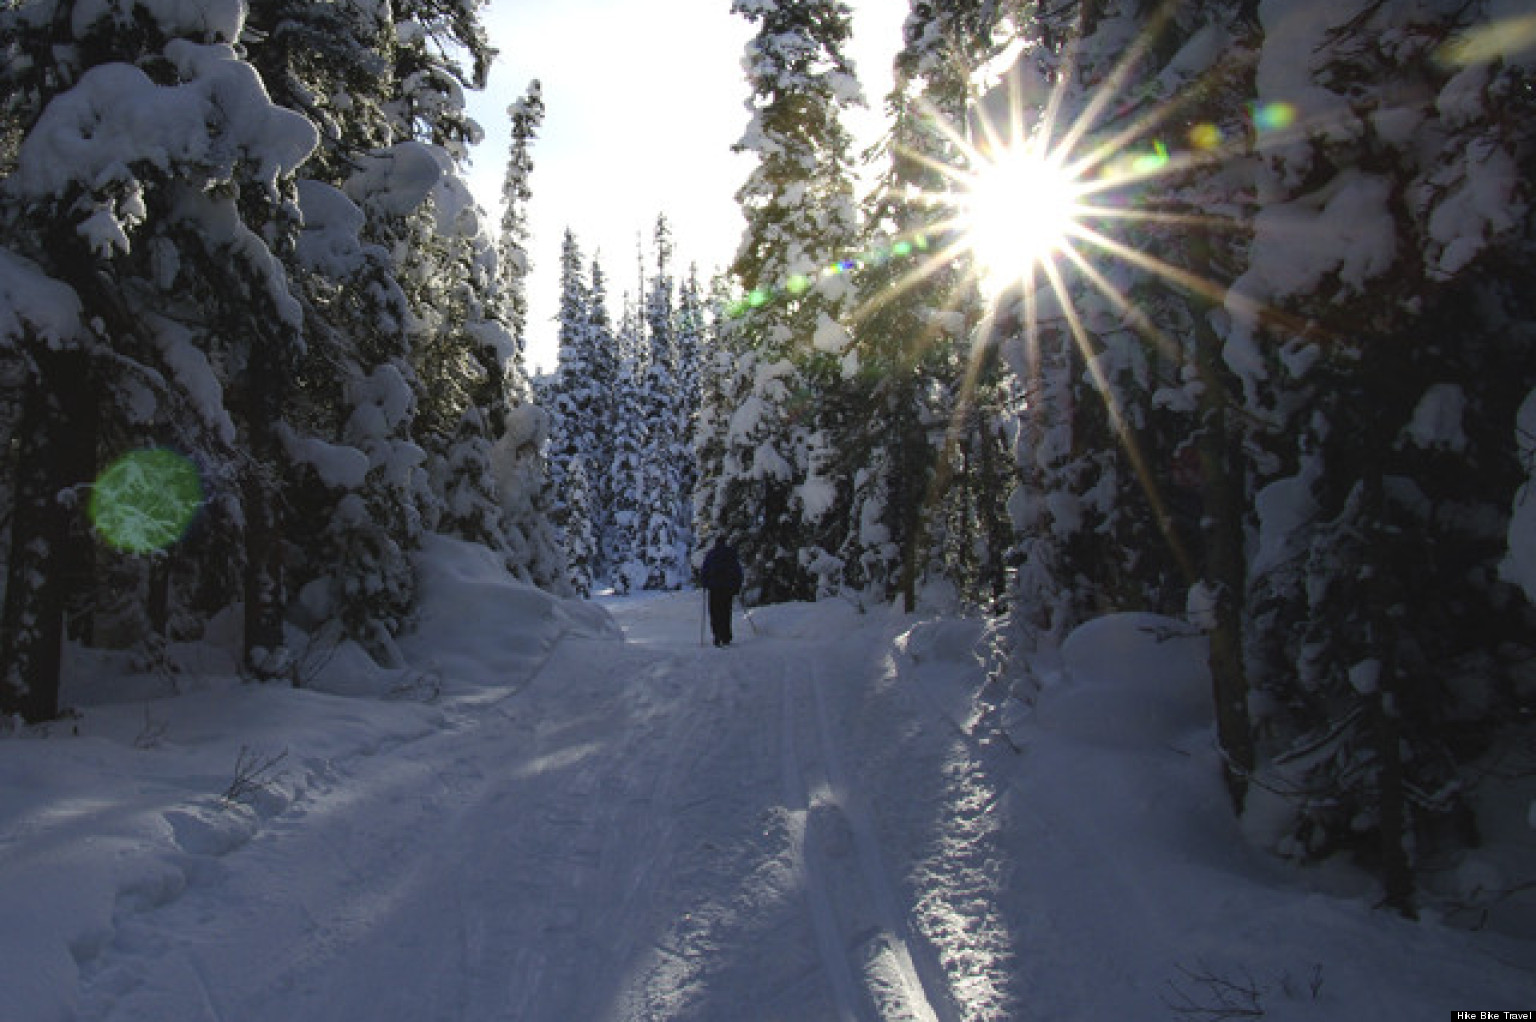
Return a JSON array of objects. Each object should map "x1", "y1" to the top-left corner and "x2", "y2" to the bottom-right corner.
[{"x1": 700, "y1": 588, "x2": 708, "y2": 646}]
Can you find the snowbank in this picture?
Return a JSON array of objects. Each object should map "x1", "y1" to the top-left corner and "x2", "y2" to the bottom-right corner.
[
  {"x1": 0, "y1": 535, "x2": 614, "y2": 1022},
  {"x1": 1043, "y1": 611, "x2": 1210, "y2": 750},
  {"x1": 889, "y1": 608, "x2": 1536, "y2": 1017},
  {"x1": 401, "y1": 534, "x2": 619, "y2": 690}
]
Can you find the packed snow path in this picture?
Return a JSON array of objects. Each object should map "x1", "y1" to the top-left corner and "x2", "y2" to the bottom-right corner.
[{"x1": 70, "y1": 595, "x2": 981, "y2": 1022}]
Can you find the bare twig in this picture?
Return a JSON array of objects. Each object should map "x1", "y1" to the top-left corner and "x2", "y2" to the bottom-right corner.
[
  {"x1": 134, "y1": 708, "x2": 169, "y2": 750},
  {"x1": 222, "y1": 745, "x2": 288, "y2": 805},
  {"x1": 1162, "y1": 962, "x2": 1265, "y2": 1020},
  {"x1": 386, "y1": 669, "x2": 443, "y2": 703}
]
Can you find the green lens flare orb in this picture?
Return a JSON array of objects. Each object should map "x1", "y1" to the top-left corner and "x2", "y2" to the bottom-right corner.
[{"x1": 89, "y1": 448, "x2": 204, "y2": 554}]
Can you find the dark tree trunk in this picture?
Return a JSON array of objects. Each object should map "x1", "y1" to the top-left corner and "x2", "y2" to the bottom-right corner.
[
  {"x1": 1189, "y1": 277, "x2": 1253, "y2": 812},
  {"x1": 1, "y1": 347, "x2": 95, "y2": 722},
  {"x1": 1359, "y1": 473, "x2": 1416, "y2": 917},
  {"x1": 1371, "y1": 674, "x2": 1415, "y2": 917},
  {"x1": 242, "y1": 338, "x2": 289, "y2": 683},
  {"x1": 147, "y1": 553, "x2": 171, "y2": 638},
  {"x1": 895, "y1": 409, "x2": 928, "y2": 615},
  {"x1": 1198, "y1": 408, "x2": 1253, "y2": 812},
  {"x1": 242, "y1": 462, "x2": 286, "y2": 679}
]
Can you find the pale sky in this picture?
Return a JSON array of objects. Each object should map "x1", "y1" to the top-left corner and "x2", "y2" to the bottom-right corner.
[{"x1": 463, "y1": 0, "x2": 907, "y2": 375}]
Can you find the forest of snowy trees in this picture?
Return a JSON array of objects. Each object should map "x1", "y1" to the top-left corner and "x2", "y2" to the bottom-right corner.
[
  {"x1": 539, "y1": 218, "x2": 706, "y2": 596},
  {"x1": 693, "y1": 0, "x2": 1536, "y2": 915},
  {"x1": 0, "y1": 0, "x2": 563, "y2": 720},
  {"x1": 3, "y1": 0, "x2": 1534, "y2": 919}
]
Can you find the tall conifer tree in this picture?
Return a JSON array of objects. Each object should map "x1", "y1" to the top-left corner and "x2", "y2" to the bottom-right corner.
[
  {"x1": 0, "y1": 0, "x2": 318, "y2": 703},
  {"x1": 710, "y1": 0, "x2": 863, "y2": 603},
  {"x1": 500, "y1": 80, "x2": 545, "y2": 361}
]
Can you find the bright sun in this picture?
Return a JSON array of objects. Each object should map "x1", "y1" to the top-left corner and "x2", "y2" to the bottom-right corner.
[{"x1": 956, "y1": 145, "x2": 1085, "y2": 295}]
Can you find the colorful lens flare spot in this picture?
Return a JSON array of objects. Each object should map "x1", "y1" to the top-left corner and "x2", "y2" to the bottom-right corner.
[
  {"x1": 1130, "y1": 140, "x2": 1171, "y2": 175},
  {"x1": 1188, "y1": 123, "x2": 1223, "y2": 151},
  {"x1": 727, "y1": 232, "x2": 935, "y2": 318},
  {"x1": 1250, "y1": 101, "x2": 1297, "y2": 133},
  {"x1": 89, "y1": 448, "x2": 204, "y2": 554},
  {"x1": 1437, "y1": 14, "x2": 1536, "y2": 67}
]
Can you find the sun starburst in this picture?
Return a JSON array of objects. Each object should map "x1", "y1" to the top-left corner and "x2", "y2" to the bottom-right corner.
[
  {"x1": 847, "y1": 9, "x2": 1300, "y2": 584},
  {"x1": 954, "y1": 142, "x2": 1086, "y2": 298}
]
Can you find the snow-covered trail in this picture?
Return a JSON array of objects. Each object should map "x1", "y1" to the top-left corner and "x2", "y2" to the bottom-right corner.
[
  {"x1": 37, "y1": 578, "x2": 1536, "y2": 1022},
  {"x1": 69, "y1": 593, "x2": 973, "y2": 1022}
]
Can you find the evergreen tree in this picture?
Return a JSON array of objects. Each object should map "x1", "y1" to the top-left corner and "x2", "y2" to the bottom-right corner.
[
  {"x1": 500, "y1": 80, "x2": 545, "y2": 360},
  {"x1": 242, "y1": 0, "x2": 439, "y2": 665},
  {"x1": 672, "y1": 266, "x2": 708, "y2": 558},
  {"x1": 638, "y1": 227, "x2": 681, "y2": 590},
  {"x1": 606, "y1": 299, "x2": 650, "y2": 593},
  {"x1": 0, "y1": 0, "x2": 319, "y2": 707},
  {"x1": 546, "y1": 229, "x2": 600, "y2": 594},
  {"x1": 636, "y1": 215, "x2": 699, "y2": 589},
  {"x1": 243, "y1": 0, "x2": 394, "y2": 184},
  {"x1": 848, "y1": 0, "x2": 1022, "y2": 611},
  {"x1": 983, "y1": 0, "x2": 1536, "y2": 911},
  {"x1": 692, "y1": 272, "x2": 738, "y2": 557},
  {"x1": 0, "y1": 0, "x2": 566, "y2": 716},
  {"x1": 284, "y1": 179, "x2": 430, "y2": 666},
  {"x1": 370, "y1": 27, "x2": 557, "y2": 590},
  {"x1": 1226, "y1": 0, "x2": 1536, "y2": 912},
  {"x1": 714, "y1": 0, "x2": 864, "y2": 603},
  {"x1": 584, "y1": 254, "x2": 621, "y2": 574}
]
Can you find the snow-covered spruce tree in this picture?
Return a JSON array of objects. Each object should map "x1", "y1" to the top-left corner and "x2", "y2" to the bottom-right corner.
[
  {"x1": 603, "y1": 297, "x2": 650, "y2": 593},
  {"x1": 672, "y1": 265, "x2": 707, "y2": 551},
  {"x1": 976, "y1": 0, "x2": 1270, "y2": 803},
  {"x1": 848, "y1": 0, "x2": 1024, "y2": 611},
  {"x1": 636, "y1": 215, "x2": 694, "y2": 589},
  {"x1": 545, "y1": 229, "x2": 602, "y2": 594},
  {"x1": 499, "y1": 79, "x2": 544, "y2": 361},
  {"x1": 373, "y1": 19, "x2": 559, "y2": 590},
  {"x1": 389, "y1": 0, "x2": 492, "y2": 156},
  {"x1": 977, "y1": 12, "x2": 1175, "y2": 634},
  {"x1": 583, "y1": 254, "x2": 621, "y2": 575},
  {"x1": 280, "y1": 179, "x2": 431, "y2": 667},
  {"x1": 243, "y1": 0, "x2": 394, "y2": 185},
  {"x1": 1227, "y1": 0, "x2": 1536, "y2": 913},
  {"x1": 1096, "y1": 0, "x2": 1267, "y2": 801},
  {"x1": 929, "y1": 361, "x2": 1017, "y2": 610},
  {"x1": 242, "y1": 0, "x2": 439, "y2": 666},
  {"x1": 556, "y1": 454, "x2": 598, "y2": 597},
  {"x1": 692, "y1": 272, "x2": 738, "y2": 558},
  {"x1": 257, "y1": 0, "x2": 563, "y2": 633},
  {"x1": 0, "y1": 0, "x2": 319, "y2": 705},
  {"x1": 0, "y1": 251, "x2": 93, "y2": 722},
  {"x1": 718, "y1": 0, "x2": 863, "y2": 604}
]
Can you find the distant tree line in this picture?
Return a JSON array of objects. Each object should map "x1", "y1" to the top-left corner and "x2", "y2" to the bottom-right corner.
[{"x1": 539, "y1": 216, "x2": 707, "y2": 596}]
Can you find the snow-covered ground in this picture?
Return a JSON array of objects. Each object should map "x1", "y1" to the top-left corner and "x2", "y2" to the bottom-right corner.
[{"x1": 3, "y1": 536, "x2": 1534, "y2": 1021}]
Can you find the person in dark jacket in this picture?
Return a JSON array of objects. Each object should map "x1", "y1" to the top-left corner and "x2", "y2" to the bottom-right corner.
[{"x1": 699, "y1": 535, "x2": 743, "y2": 647}]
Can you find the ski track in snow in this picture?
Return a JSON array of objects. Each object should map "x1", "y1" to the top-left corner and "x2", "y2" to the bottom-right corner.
[
  {"x1": 67, "y1": 595, "x2": 1005, "y2": 1022},
  {"x1": 776, "y1": 647, "x2": 949, "y2": 1022}
]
